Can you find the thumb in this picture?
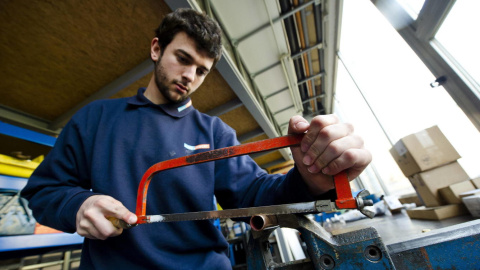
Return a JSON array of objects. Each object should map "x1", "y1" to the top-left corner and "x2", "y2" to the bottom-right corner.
[
  {"x1": 120, "y1": 211, "x2": 137, "y2": 225},
  {"x1": 288, "y1": 115, "x2": 310, "y2": 135}
]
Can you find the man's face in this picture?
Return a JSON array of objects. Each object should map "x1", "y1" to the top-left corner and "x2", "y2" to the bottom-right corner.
[{"x1": 153, "y1": 32, "x2": 214, "y2": 104}]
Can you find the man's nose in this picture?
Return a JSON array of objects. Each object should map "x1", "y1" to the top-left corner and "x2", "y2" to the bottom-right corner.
[{"x1": 182, "y1": 65, "x2": 196, "y2": 83}]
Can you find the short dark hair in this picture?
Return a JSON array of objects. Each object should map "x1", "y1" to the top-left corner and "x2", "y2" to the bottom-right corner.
[{"x1": 155, "y1": 8, "x2": 222, "y2": 67}]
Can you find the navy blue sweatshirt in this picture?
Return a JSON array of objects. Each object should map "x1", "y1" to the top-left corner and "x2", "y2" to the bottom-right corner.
[{"x1": 21, "y1": 89, "x2": 329, "y2": 269}]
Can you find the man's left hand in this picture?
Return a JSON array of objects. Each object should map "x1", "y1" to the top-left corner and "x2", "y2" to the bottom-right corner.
[{"x1": 288, "y1": 115, "x2": 372, "y2": 196}]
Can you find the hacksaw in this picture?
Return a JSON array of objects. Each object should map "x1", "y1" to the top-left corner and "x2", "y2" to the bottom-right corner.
[{"x1": 110, "y1": 134, "x2": 374, "y2": 229}]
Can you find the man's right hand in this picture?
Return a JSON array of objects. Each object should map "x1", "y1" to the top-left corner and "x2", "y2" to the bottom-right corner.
[{"x1": 76, "y1": 195, "x2": 137, "y2": 240}]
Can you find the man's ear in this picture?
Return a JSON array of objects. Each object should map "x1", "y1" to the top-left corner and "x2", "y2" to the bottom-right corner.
[{"x1": 151, "y1": 37, "x2": 162, "y2": 62}]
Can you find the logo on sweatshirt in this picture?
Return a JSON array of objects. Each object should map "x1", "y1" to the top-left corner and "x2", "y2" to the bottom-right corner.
[
  {"x1": 178, "y1": 100, "x2": 192, "y2": 112},
  {"x1": 184, "y1": 143, "x2": 210, "y2": 151}
]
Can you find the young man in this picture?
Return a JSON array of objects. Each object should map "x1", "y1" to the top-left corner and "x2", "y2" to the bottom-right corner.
[{"x1": 22, "y1": 8, "x2": 371, "y2": 269}]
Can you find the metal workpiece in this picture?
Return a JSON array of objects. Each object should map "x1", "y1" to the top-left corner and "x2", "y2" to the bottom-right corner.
[
  {"x1": 246, "y1": 214, "x2": 395, "y2": 270},
  {"x1": 247, "y1": 200, "x2": 334, "y2": 231},
  {"x1": 250, "y1": 215, "x2": 279, "y2": 231}
]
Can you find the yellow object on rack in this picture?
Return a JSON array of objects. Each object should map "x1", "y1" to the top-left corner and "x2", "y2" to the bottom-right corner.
[{"x1": 0, "y1": 154, "x2": 43, "y2": 178}]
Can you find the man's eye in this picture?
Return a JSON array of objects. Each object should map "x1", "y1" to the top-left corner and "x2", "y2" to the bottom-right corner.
[
  {"x1": 178, "y1": 56, "x2": 189, "y2": 64},
  {"x1": 197, "y1": 69, "x2": 207, "y2": 76}
]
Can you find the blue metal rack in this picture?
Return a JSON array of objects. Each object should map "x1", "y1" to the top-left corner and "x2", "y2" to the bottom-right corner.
[
  {"x1": 0, "y1": 121, "x2": 56, "y2": 147},
  {"x1": 0, "y1": 175, "x2": 84, "y2": 259},
  {"x1": 0, "y1": 122, "x2": 84, "y2": 259}
]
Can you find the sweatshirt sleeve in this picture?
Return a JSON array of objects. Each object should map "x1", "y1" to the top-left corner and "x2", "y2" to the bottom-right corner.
[
  {"x1": 20, "y1": 117, "x2": 98, "y2": 233},
  {"x1": 213, "y1": 121, "x2": 336, "y2": 210}
]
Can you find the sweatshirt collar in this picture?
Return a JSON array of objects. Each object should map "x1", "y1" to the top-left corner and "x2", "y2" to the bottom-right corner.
[{"x1": 127, "y1": 88, "x2": 194, "y2": 118}]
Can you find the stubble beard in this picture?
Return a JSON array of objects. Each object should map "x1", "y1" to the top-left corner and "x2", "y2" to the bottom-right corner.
[{"x1": 154, "y1": 59, "x2": 189, "y2": 104}]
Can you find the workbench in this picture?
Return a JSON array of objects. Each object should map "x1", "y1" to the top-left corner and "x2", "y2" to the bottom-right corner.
[
  {"x1": 322, "y1": 210, "x2": 479, "y2": 269},
  {"x1": 323, "y1": 209, "x2": 476, "y2": 246},
  {"x1": 245, "y1": 208, "x2": 479, "y2": 269}
]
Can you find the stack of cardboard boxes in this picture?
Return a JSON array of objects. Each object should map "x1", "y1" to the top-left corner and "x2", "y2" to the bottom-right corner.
[{"x1": 390, "y1": 126, "x2": 480, "y2": 220}]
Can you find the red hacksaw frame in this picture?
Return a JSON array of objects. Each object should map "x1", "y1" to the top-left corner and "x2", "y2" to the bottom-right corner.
[{"x1": 135, "y1": 134, "x2": 357, "y2": 224}]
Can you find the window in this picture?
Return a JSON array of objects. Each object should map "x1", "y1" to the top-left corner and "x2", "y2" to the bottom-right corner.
[
  {"x1": 398, "y1": 0, "x2": 425, "y2": 19},
  {"x1": 336, "y1": 0, "x2": 480, "y2": 197},
  {"x1": 435, "y1": 1, "x2": 480, "y2": 90}
]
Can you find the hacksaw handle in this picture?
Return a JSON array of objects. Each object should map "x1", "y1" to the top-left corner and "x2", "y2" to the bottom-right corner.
[{"x1": 107, "y1": 217, "x2": 136, "y2": 229}]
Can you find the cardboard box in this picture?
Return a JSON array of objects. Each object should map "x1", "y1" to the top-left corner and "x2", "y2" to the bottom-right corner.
[
  {"x1": 438, "y1": 181, "x2": 476, "y2": 204},
  {"x1": 406, "y1": 204, "x2": 468, "y2": 220},
  {"x1": 471, "y1": 177, "x2": 480, "y2": 189},
  {"x1": 409, "y1": 162, "x2": 470, "y2": 207},
  {"x1": 390, "y1": 126, "x2": 460, "y2": 177},
  {"x1": 459, "y1": 189, "x2": 480, "y2": 199},
  {"x1": 462, "y1": 195, "x2": 480, "y2": 218},
  {"x1": 398, "y1": 193, "x2": 423, "y2": 206}
]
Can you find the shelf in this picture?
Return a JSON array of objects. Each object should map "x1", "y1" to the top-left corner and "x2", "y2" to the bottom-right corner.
[
  {"x1": 0, "y1": 174, "x2": 28, "y2": 190},
  {"x1": 0, "y1": 122, "x2": 82, "y2": 259},
  {"x1": 0, "y1": 121, "x2": 56, "y2": 147},
  {"x1": 0, "y1": 233, "x2": 83, "y2": 259}
]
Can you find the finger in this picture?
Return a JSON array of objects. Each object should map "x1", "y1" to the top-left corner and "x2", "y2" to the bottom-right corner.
[
  {"x1": 300, "y1": 115, "x2": 341, "y2": 153},
  {"x1": 322, "y1": 148, "x2": 372, "y2": 177},
  {"x1": 107, "y1": 200, "x2": 138, "y2": 225},
  {"x1": 306, "y1": 133, "x2": 363, "y2": 173},
  {"x1": 96, "y1": 198, "x2": 137, "y2": 234},
  {"x1": 302, "y1": 122, "x2": 354, "y2": 167},
  {"x1": 77, "y1": 222, "x2": 102, "y2": 240},
  {"x1": 77, "y1": 210, "x2": 121, "y2": 240},
  {"x1": 76, "y1": 195, "x2": 132, "y2": 239},
  {"x1": 79, "y1": 205, "x2": 123, "y2": 240}
]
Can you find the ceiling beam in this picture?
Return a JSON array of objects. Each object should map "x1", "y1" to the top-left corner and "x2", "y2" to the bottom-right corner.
[{"x1": 0, "y1": 105, "x2": 60, "y2": 136}]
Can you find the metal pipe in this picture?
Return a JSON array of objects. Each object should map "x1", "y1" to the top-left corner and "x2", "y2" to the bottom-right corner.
[
  {"x1": 250, "y1": 214, "x2": 279, "y2": 231},
  {"x1": 273, "y1": 105, "x2": 295, "y2": 116},
  {"x1": 250, "y1": 41, "x2": 323, "y2": 80},
  {"x1": 292, "y1": 42, "x2": 324, "y2": 59},
  {"x1": 264, "y1": 86, "x2": 289, "y2": 100},
  {"x1": 264, "y1": 76, "x2": 323, "y2": 101},
  {"x1": 298, "y1": 72, "x2": 325, "y2": 85},
  {"x1": 251, "y1": 62, "x2": 282, "y2": 79},
  {"x1": 302, "y1": 93, "x2": 326, "y2": 104}
]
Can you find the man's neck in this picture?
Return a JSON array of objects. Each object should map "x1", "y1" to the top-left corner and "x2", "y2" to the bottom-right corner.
[{"x1": 144, "y1": 76, "x2": 167, "y2": 105}]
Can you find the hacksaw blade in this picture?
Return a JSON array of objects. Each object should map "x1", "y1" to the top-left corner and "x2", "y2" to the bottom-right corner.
[{"x1": 145, "y1": 200, "x2": 334, "y2": 223}]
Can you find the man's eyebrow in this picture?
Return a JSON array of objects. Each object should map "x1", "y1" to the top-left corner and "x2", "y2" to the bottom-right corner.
[{"x1": 177, "y1": 49, "x2": 211, "y2": 73}]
